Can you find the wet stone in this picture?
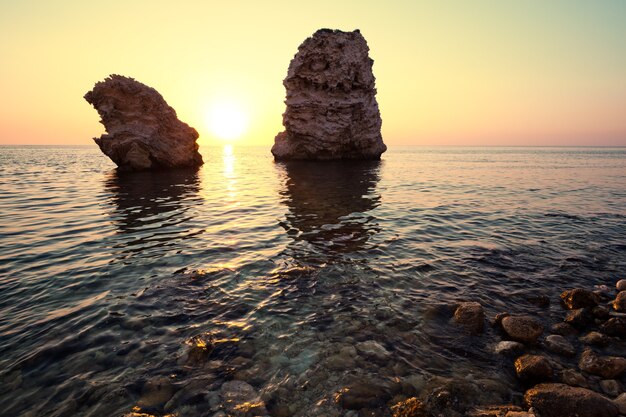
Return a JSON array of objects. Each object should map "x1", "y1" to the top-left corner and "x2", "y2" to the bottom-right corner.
[
  {"x1": 543, "y1": 334, "x2": 575, "y2": 356},
  {"x1": 550, "y1": 322, "x2": 578, "y2": 337},
  {"x1": 560, "y1": 369, "x2": 588, "y2": 388},
  {"x1": 524, "y1": 383, "x2": 619, "y2": 417},
  {"x1": 501, "y1": 316, "x2": 544, "y2": 344},
  {"x1": 613, "y1": 291, "x2": 626, "y2": 312},
  {"x1": 580, "y1": 331, "x2": 610, "y2": 346},
  {"x1": 579, "y1": 349, "x2": 626, "y2": 379},
  {"x1": 514, "y1": 354, "x2": 553, "y2": 383},
  {"x1": 599, "y1": 380, "x2": 621, "y2": 398},
  {"x1": 560, "y1": 288, "x2": 600, "y2": 310},
  {"x1": 601, "y1": 317, "x2": 626, "y2": 338},
  {"x1": 453, "y1": 302, "x2": 485, "y2": 333},
  {"x1": 494, "y1": 341, "x2": 525, "y2": 356},
  {"x1": 565, "y1": 308, "x2": 594, "y2": 328},
  {"x1": 617, "y1": 279, "x2": 626, "y2": 292},
  {"x1": 592, "y1": 305, "x2": 611, "y2": 319}
]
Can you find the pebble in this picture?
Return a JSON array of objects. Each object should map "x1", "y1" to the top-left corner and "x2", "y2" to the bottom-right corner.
[
  {"x1": 599, "y1": 380, "x2": 621, "y2": 398},
  {"x1": 543, "y1": 334, "x2": 575, "y2": 356},
  {"x1": 617, "y1": 279, "x2": 626, "y2": 292},
  {"x1": 494, "y1": 341, "x2": 525, "y2": 356},
  {"x1": 579, "y1": 331, "x2": 609, "y2": 347},
  {"x1": 559, "y1": 369, "x2": 588, "y2": 388}
]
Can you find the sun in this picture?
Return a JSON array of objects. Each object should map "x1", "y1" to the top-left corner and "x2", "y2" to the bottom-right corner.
[{"x1": 206, "y1": 100, "x2": 248, "y2": 141}]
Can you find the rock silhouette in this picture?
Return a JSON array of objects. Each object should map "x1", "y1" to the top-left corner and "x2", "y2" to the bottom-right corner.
[
  {"x1": 85, "y1": 75, "x2": 203, "y2": 171},
  {"x1": 272, "y1": 29, "x2": 386, "y2": 160}
]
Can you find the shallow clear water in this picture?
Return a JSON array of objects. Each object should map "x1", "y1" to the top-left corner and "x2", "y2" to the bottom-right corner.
[{"x1": 0, "y1": 145, "x2": 625, "y2": 416}]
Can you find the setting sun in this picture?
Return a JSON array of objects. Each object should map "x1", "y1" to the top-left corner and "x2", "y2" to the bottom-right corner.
[{"x1": 206, "y1": 100, "x2": 249, "y2": 141}]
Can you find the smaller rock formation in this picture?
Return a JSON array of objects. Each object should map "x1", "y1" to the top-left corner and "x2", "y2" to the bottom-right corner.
[
  {"x1": 85, "y1": 74, "x2": 203, "y2": 171},
  {"x1": 272, "y1": 29, "x2": 387, "y2": 160}
]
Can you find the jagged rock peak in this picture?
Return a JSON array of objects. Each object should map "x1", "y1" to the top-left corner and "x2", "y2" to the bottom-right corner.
[
  {"x1": 85, "y1": 74, "x2": 203, "y2": 171},
  {"x1": 272, "y1": 29, "x2": 386, "y2": 161}
]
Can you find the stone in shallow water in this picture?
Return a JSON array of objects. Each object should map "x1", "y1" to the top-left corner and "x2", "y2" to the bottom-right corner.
[
  {"x1": 494, "y1": 341, "x2": 525, "y2": 356},
  {"x1": 85, "y1": 74, "x2": 203, "y2": 171},
  {"x1": 272, "y1": 29, "x2": 386, "y2": 161},
  {"x1": 501, "y1": 316, "x2": 543, "y2": 344},
  {"x1": 220, "y1": 380, "x2": 268, "y2": 416},
  {"x1": 559, "y1": 369, "x2": 588, "y2": 387},
  {"x1": 578, "y1": 349, "x2": 626, "y2": 379},
  {"x1": 601, "y1": 317, "x2": 626, "y2": 338},
  {"x1": 599, "y1": 379, "x2": 621, "y2": 398},
  {"x1": 454, "y1": 302, "x2": 485, "y2": 333},
  {"x1": 355, "y1": 340, "x2": 391, "y2": 361},
  {"x1": 524, "y1": 383, "x2": 618, "y2": 417},
  {"x1": 137, "y1": 376, "x2": 175, "y2": 409},
  {"x1": 580, "y1": 331, "x2": 610, "y2": 346},
  {"x1": 616, "y1": 279, "x2": 626, "y2": 292},
  {"x1": 560, "y1": 288, "x2": 600, "y2": 310},
  {"x1": 543, "y1": 334, "x2": 575, "y2": 356},
  {"x1": 514, "y1": 354, "x2": 553, "y2": 383}
]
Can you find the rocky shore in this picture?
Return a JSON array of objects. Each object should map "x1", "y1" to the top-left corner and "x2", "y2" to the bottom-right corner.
[{"x1": 116, "y1": 278, "x2": 626, "y2": 417}]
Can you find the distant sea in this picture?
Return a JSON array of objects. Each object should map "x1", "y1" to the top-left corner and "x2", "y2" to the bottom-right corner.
[{"x1": 1, "y1": 145, "x2": 625, "y2": 416}]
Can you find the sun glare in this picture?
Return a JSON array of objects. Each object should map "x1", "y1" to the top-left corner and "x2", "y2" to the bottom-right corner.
[{"x1": 206, "y1": 100, "x2": 248, "y2": 141}]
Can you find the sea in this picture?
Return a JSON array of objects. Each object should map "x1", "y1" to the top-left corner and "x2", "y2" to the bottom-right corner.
[{"x1": 0, "y1": 145, "x2": 625, "y2": 416}]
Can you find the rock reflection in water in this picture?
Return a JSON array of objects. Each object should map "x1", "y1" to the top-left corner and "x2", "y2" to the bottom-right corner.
[
  {"x1": 103, "y1": 168, "x2": 202, "y2": 261},
  {"x1": 277, "y1": 160, "x2": 381, "y2": 260}
]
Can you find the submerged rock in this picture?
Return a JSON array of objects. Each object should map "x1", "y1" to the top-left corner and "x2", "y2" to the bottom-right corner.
[
  {"x1": 272, "y1": 29, "x2": 386, "y2": 160},
  {"x1": 220, "y1": 380, "x2": 268, "y2": 416},
  {"x1": 524, "y1": 383, "x2": 618, "y2": 417},
  {"x1": 85, "y1": 74, "x2": 203, "y2": 171},
  {"x1": 454, "y1": 302, "x2": 485, "y2": 333}
]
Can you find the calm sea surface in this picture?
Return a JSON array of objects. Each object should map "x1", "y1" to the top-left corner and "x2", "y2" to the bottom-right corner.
[{"x1": 0, "y1": 146, "x2": 625, "y2": 416}]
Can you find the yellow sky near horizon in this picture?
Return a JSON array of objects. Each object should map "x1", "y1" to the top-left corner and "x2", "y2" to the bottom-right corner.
[{"x1": 1, "y1": 1, "x2": 625, "y2": 146}]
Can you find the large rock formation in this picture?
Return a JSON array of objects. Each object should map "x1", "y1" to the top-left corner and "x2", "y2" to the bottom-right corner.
[
  {"x1": 85, "y1": 75, "x2": 203, "y2": 171},
  {"x1": 272, "y1": 29, "x2": 386, "y2": 160}
]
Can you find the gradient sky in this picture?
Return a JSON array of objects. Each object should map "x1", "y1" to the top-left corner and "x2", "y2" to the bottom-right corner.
[{"x1": 1, "y1": 1, "x2": 625, "y2": 146}]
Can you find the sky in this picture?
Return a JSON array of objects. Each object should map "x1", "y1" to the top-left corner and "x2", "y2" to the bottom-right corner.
[{"x1": 1, "y1": 1, "x2": 625, "y2": 146}]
